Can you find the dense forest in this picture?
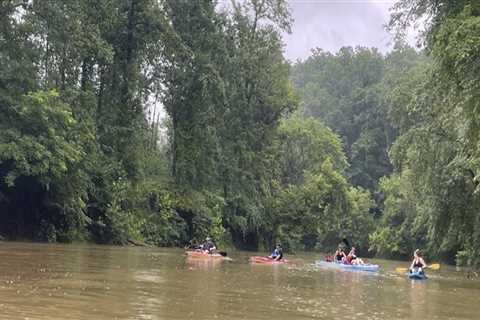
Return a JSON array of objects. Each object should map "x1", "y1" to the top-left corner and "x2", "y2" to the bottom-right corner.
[{"x1": 0, "y1": 0, "x2": 479, "y2": 267}]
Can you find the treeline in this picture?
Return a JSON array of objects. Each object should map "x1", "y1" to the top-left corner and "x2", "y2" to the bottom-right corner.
[
  {"x1": 293, "y1": 0, "x2": 480, "y2": 267},
  {"x1": 1, "y1": 0, "x2": 479, "y2": 267},
  {"x1": 0, "y1": 0, "x2": 372, "y2": 252}
]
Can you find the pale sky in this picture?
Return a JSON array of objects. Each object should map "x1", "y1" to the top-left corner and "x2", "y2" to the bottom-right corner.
[{"x1": 282, "y1": 0, "x2": 418, "y2": 61}]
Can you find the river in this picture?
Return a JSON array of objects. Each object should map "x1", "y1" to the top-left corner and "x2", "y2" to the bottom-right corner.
[{"x1": 0, "y1": 242, "x2": 479, "y2": 319}]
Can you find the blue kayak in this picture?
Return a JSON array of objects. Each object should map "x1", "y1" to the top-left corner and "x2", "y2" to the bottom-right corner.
[
  {"x1": 315, "y1": 260, "x2": 380, "y2": 272},
  {"x1": 408, "y1": 269, "x2": 427, "y2": 280}
]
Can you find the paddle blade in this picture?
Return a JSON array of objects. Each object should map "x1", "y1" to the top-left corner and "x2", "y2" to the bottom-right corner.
[
  {"x1": 395, "y1": 267, "x2": 408, "y2": 273},
  {"x1": 429, "y1": 263, "x2": 440, "y2": 270}
]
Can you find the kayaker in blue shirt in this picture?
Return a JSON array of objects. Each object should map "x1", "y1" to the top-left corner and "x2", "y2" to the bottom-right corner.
[{"x1": 268, "y1": 244, "x2": 283, "y2": 261}]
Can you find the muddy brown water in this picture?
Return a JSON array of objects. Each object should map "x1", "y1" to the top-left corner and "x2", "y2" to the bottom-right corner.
[{"x1": 0, "y1": 242, "x2": 479, "y2": 319}]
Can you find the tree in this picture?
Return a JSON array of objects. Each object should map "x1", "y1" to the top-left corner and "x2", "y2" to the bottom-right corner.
[
  {"x1": 0, "y1": 91, "x2": 88, "y2": 241},
  {"x1": 292, "y1": 47, "x2": 395, "y2": 191}
]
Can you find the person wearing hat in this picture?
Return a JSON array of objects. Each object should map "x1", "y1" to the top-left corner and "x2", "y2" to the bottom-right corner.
[
  {"x1": 409, "y1": 249, "x2": 427, "y2": 273},
  {"x1": 268, "y1": 244, "x2": 283, "y2": 261},
  {"x1": 201, "y1": 237, "x2": 216, "y2": 254}
]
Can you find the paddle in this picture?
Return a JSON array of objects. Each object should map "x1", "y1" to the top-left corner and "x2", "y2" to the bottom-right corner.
[
  {"x1": 395, "y1": 263, "x2": 440, "y2": 273},
  {"x1": 218, "y1": 251, "x2": 227, "y2": 257},
  {"x1": 204, "y1": 250, "x2": 228, "y2": 257}
]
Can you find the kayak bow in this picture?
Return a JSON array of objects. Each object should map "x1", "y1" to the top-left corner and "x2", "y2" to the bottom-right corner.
[{"x1": 408, "y1": 269, "x2": 427, "y2": 280}]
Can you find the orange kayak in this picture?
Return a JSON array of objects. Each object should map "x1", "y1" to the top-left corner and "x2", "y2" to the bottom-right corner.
[
  {"x1": 249, "y1": 256, "x2": 288, "y2": 264},
  {"x1": 185, "y1": 250, "x2": 226, "y2": 259}
]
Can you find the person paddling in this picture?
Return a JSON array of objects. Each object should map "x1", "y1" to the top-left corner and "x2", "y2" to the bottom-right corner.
[
  {"x1": 409, "y1": 249, "x2": 427, "y2": 273},
  {"x1": 334, "y1": 247, "x2": 346, "y2": 263},
  {"x1": 185, "y1": 240, "x2": 202, "y2": 250},
  {"x1": 268, "y1": 244, "x2": 283, "y2": 261},
  {"x1": 201, "y1": 237, "x2": 217, "y2": 254},
  {"x1": 346, "y1": 247, "x2": 365, "y2": 265}
]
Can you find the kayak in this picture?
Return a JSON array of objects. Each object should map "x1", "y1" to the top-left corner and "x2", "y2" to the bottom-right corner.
[
  {"x1": 408, "y1": 269, "x2": 427, "y2": 280},
  {"x1": 249, "y1": 256, "x2": 288, "y2": 264},
  {"x1": 315, "y1": 260, "x2": 379, "y2": 272},
  {"x1": 185, "y1": 250, "x2": 226, "y2": 259},
  {"x1": 315, "y1": 260, "x2": 380, "y2": 272}
]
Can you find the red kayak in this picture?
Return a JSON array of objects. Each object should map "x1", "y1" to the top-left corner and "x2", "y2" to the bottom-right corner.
[
  {"x1": 249, "y1": 256, "x2": 288, "y2": 264},
  {"x1": 185, "y1": 250, "x2": 226, "y2": 259}
]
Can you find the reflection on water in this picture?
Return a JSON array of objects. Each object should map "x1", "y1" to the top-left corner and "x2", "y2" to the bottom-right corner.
[
  {"x1": 0, "y1": 242, "x2": 479, "y2": 319},
  {"x1": 409, "y1": 280, "x2": 428, "y2": 317},
  {"x1": 185, "y1": 255, "x2": 224, "y2": 271}
]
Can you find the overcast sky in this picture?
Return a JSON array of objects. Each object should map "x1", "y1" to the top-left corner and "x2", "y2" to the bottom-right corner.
[{"x1": 282, "y1": 0, "x2": 417, "y2": 61}]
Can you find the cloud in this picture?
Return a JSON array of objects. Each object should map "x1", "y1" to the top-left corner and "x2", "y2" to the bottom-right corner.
[{"x1": 282, "y1": 0, "x2": 417, "y2": 61}]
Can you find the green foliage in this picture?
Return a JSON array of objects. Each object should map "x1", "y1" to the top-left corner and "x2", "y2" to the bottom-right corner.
[
  {"x1": 173, "y1": 190, "x2": 226, "y2": 244},
  {"x1": 7, "y1": 0, "x2": 480, "y2": 270},
  {"x1": 276, "y1": 116, "x2": 347, "y2": 186},
  {"x1": 0, "y1": 0, "x2": 299, "y2": 248},
  {"x1": 0, "y1": 0, "x2": 171, "y2": 242},
  {"x1": 0, "y1": 91, "x2": 81, "y2": 186},
  {"x1": 162, "y1": 0, "x2": 299, "y2": 249},
  {"x1": 292, "y1": 47, "x2": 396, "y2": 191},
  {"x1": 274, "y1": 159, "x2": 374, "y2": 252},
  {"x1": 371, "y1": 0, "x2": 480, "y2": 267},
  {"x1": 95, "y1": 178, "x2": 144, "y2": 244},
  {"x1": 369, "y1": 173, "x2": 419, "y2": 258},
  {"x1": 140, "y1": 188, "x2": 188, "y2": 246},
  {"x1": 0, "y1": 90, "x2": 90, "y2": 241},
  {"x1": 256, "y1": 116, "x2": 375, "y2": 251}
]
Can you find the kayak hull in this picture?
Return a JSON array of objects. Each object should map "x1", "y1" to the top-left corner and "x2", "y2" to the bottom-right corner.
[
  {"x1": 408, "y1": 269, "x2": 427, "y2": 280},
  {"x1": 249, "y1": 256, "x2": 288, "y2": 264},
  {"x1": 185, "y1": 250, "x2": 225, "y2": 259},
  {"x1": 315, "y1": 260, "x2": 380, "y2": 272}
]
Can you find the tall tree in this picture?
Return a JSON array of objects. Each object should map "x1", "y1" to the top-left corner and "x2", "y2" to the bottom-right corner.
[
  {"x1": 218, "y1": 0, "x2": 297, "y2": 248},
  {"x1": 292, "y1": 47, "x2": 395, "y2": 191},
  {"x1": 370, "y1": 0, "x2": 480, "y2": 266}
]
